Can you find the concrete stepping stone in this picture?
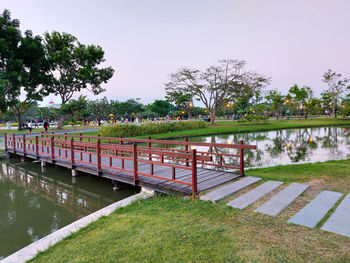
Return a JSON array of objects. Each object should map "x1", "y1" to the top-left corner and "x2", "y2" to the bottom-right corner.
[
  {"x1": 254, "y1": 182, "x2": 309, "y2": 216},
  {"x1": 288, "y1": 190, "x2": 342, "y2": 228},
  {"x1": 200, "y1": 176, "x2": 262, "y2": 202},
  {"x1": 227, "y1": 180, "x2": 283, "y2": 209},
  {"x1": 321, "y1": 194, "x2": 350, "y2": 237}
]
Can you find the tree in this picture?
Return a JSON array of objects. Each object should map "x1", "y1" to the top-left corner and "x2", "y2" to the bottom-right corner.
[
  {"x1": 37, "y1": 107, "x2": 59, "y2": 122},
  {"x1": 321, "y1": 92, "x2": 333, "y2": 114},
  {"x1": 146, "y1": 100, "x2": 171, "y2": 117},
  {"x1": 0, "y1": 10, "x2": 52, "y2": 129},
  {"x1": 165, "y1": 90, "x2": 193, "y2": 119},
  {"x1": 111, "y1": 99, "x2": 144, "y2": 118},
  {"x1": 44, "y1": 31, "x2": 115, "y2": 104},
  {"x1": 86, "y1": 97, "x2": 111, "y2": 122},
  {"x1": 288, "y1": 84, "x2": 312, "y2": 118},
  {"x1": 265, "y1": 90, "x2": 284, "y2": 119},
  {"x1": 165, "y1": 59, "x2": 269, "y2": 124},
  {"x1": 60, "y1": 95, "x2": 88, "y2": 125},
  {"x1": 322, "y1": 69, "x2": 350, "y2": 118}
]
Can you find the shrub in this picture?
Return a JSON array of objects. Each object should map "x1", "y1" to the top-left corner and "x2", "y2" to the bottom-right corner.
[
  {"x1": 237, "y1": 114, "x2": 269, "y2": 123},
  {"x1": 98, "y1": 120, "x2": 207, "y2": 137}
]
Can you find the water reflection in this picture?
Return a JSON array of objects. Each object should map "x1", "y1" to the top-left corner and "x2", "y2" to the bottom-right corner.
[
  {"x1": 186, "y1": 127, "x2": 350, "y2": 168},
  {"x1": 0, "y1": 158, "x2": 137, "y2": 259}
]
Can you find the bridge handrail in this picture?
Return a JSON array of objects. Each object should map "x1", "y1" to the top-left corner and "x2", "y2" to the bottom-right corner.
[{"x1": 4, "y1": 132, "x2": 257, "y2": 194}]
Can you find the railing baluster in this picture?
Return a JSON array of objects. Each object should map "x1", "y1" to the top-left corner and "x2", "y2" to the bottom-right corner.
[
  {"x1": 96, "y1": 138, "x2": 101, "y2": 175},
  {"x1": 4, "y1": 133, "x2": 7, "y2": 151},
  {"x1": 51, "y1": 136, "x2": 55, "y2": 161},
  {"x1": 35, "y1": 136, "x2": 39, "y2": 158},
  {"x1": 70, "y1": 138, "x2": 75, "y2": 167},
  {"x1": 148, "y1": 136, "x2": 153, "y2": 175},
  {"x1": 133, "y1": 143, "x2": 138, "y2": 184},
  {"x1": 120, "y1": 136, "x2": 124, "y2": 169},
  {"x1": 80, "y1": 133, "x2": 83, "y2": 161},
  {"x1": 191, "y1": 149, "x2": 197, "y2": 194},
  {"x1": 13, "y1": 134, "x2": 16, "y2": 153},
  {"x1": 185, "y1": 138, "x2": 189, "y2": 166},
  {"x1": 23, "y1": 134, "x2": 26, "y2": 155},
  {"x1": 240, "y1": 140, "x2": 244, "y2": 176}
]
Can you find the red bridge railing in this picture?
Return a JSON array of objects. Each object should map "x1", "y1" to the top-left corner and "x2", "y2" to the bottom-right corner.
[{"x1": 4, "y1": 133, "x2": 256, "y2": 194}]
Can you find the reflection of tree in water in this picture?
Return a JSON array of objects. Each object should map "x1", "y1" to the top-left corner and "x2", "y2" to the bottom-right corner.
[
  {"x1": 184, "y1": 127, "x2": 349, "y2": 170},
  {"x1": 316, "y1": 127, "x2": 342, "y2": 155},
  {"x1": 283, "y1": 129, "x2": 318, "y2": 162},
  {"x1": 205, "y1": 132, "x2": 268, "y2": 169}
]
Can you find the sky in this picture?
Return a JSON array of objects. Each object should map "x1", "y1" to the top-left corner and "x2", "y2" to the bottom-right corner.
[{"x1": 2, "y1": 0, "x2": 350, "y2": 106}]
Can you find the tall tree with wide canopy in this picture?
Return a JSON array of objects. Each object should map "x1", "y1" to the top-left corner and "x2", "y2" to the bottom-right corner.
[
  {"x1": 0, "y1": 9, "x2": 52, "y2": 129},
  {"x1": 44, "y1": 31, "x2": 115, "y2": 104},
  {"x1": 165, "y1": 59, "x2": 269, "y2": 124}
]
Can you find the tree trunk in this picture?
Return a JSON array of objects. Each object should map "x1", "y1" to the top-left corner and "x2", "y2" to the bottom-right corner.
[
  {"x1": 16, "y1": 113, "x2": 22, "y2": 131},
  {"x1": 188, "y1": 108, "x2": 192, "y2": 120},
  {"x1": 209, "y1": 110, "x2": 216, "y2": 125},
  {"x1": 57, "y1": 116, "x2": 64, "y2": 129},
  {"x1": 334, "y1": 100, "x2": 337, "y2": 118}
]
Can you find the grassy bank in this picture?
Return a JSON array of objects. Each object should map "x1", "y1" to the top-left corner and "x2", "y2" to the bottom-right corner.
[
  {"x1": 73, "y1": 118, "x2": 350, "y2": 139},
  {"x1": 29, "y1": 159, "x2": 350, "y2": 263}
]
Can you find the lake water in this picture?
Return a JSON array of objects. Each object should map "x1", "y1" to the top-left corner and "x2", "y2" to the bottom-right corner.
[
  {"x1": 186, "y1": 126, "x2": 350, "y2": 168},
  {"x1": 0, "y1": 158, "x2": 138, "y2": 259}
]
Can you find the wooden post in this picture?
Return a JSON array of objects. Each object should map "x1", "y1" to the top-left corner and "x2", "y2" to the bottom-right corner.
[
  {"x1": 51, "y1": 136, "x2": 55, "y2": 161},
  {"x1": 35, "y1": 136, "x2": 39, "y2": 158},
  {"x1": 96, "y1": 138, "x2": 101, "y2": 175},
  {"x1": 120, "y1": 136, "x2": 124, "y2": 169},
  {"x1": 23, "y1": 134, "x2": 26, "y2": 155},
  {"x1": 65, "y1": 133, "x2": 68, "y2": 158},
  {"x1": 41, "y1": 134, "x2": 44, "y2": 153},
  {"x1": 70, "y1": 138, "x2": 75, "y2": 167},
  {"x1": 4, "y1": 133, "x2": 7, "y2": 150},
  {"x1": 133, "y1": 143, "x2": 138, "y2": 184},
  {"x1": 185, "y1": 138, "x2": 189, "y2": 166},
  {"x1": 80, "y1": 133, "x2": 83, "y2": 160},
  {"x1": 148, "y1": 136, "x2": 153, "y2": 175},
  {"x1": 191, "y1": 149, "x2": 198, "y2": 194},
  {"x1": 13, "y1": 134, "x2": 16, "y2": 153},
  {"x1": 240, "y1": 140, "x2": 244, "y2": 176}
]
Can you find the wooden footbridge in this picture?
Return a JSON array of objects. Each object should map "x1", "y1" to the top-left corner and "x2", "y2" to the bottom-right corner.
[{"x1": 4, "y1": 133, "x2": 256, "y2": 194}]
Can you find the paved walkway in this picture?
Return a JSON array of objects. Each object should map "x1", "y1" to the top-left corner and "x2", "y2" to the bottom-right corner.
[{"x1": 200, "y1": 177, "x2": 350, "y2": 238}]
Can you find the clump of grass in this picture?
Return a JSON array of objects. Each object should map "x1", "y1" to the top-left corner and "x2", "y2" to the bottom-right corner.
[{"x1": 98, "y1": 120, "x2": 207, "y2": 137}]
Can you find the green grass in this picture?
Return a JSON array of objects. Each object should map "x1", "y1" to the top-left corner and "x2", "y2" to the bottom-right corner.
[
  {"x1": 29, "y1": 159, "x2": 350, "y2": 263},
  {"x1": 74, "y1": 118, "x2": 350, "y2": 139}
]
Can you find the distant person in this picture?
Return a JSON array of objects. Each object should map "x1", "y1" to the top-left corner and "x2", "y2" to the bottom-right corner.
[
  {"x1": 43, "y1": 120, "x2": 49, "y2": 132},
  {"x1": 6, "y1": 121, "x2": 11, "y2": 130},
  {"x1": 34, "y1": 119, "x2": 38, "y2": 128},
  {"x1": 28, "y1": 121, "x2": 32, "y2": 134}
]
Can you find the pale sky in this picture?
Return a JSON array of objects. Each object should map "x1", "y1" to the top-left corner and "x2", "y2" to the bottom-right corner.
[{"x1": 2, "y1": 0, "x2": 350, "y2": 106}]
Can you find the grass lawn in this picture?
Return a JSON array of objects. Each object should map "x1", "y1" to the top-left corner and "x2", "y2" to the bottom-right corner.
[
  {"x1": 29, "y1": 159, "x2": 350, "y2": 263},
  {"x1": 73, "y1": 118, "x2": 350, "y2": 139}
]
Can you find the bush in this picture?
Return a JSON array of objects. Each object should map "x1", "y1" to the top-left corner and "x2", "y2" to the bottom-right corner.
[
  {"x1": 237, "y1": 114, "x2": 269, "y2": 123},
  {"x1": 98, "y1": 120, "x2": 207, "y2": 137}
]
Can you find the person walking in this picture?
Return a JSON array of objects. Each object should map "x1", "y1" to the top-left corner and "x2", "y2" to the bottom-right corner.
[
  {"x1": 6, "y1": 121, "x2": 11, "y2": 130},
  {"x1": 34, "y1": 119, "x2": 38, "y2": 128},
  {"x1": 43, "y1": 120, "x2": 49, "y2": 133},
  {"x1": 28, "y1": 121, "x2": 32, "y2": 134}
]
